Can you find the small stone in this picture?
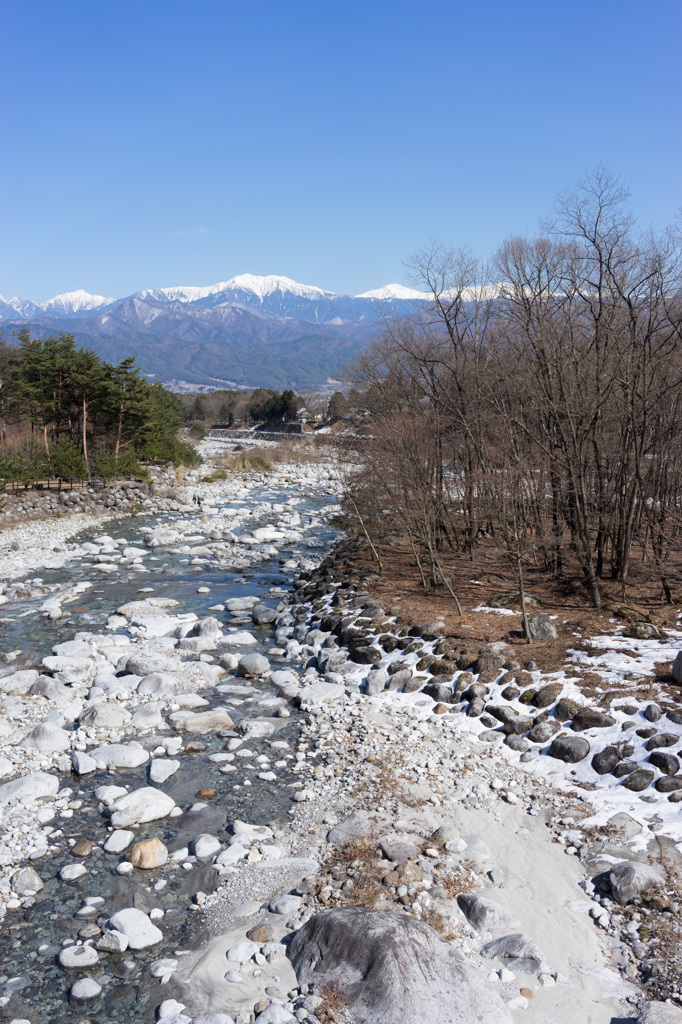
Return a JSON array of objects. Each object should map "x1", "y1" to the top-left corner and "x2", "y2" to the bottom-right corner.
[
  {"x1": 226, "y1": 940, "x2": 260, "y2": 962},
  {"x1": 72, "y1": 840, "x2": 93, "y2": 858},
  {"x1": 59, "y1": 863, "x2": 87, "y2": 882},
  {"x1": 104, "y1": 829, "x2": 135, "y2": 853},
  {"x1": 269, "y1": 894, "x2": 301, "y2": 915}
]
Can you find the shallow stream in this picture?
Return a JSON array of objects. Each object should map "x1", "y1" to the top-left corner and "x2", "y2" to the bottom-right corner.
[{"x1": 0, "y1": 476, "x2": 338, "y2": 1023}]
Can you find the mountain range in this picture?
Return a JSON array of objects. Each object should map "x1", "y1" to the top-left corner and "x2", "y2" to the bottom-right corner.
[{"x1": 0, "y1": 275, "x2": 429, "y2": 389}]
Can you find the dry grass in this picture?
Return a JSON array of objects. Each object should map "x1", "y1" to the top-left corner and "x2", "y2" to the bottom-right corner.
[
  {"x1": 316, "y1": 982, "x2": 354, "y2": 1024},
  {"x1": 320, "y1": 838, "x2": 386, "y2": 910}
]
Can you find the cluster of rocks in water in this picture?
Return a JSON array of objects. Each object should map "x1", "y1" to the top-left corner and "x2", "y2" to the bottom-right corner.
[{"x1": 0, "y1": 462, "x2": 680, "y2": 1022}]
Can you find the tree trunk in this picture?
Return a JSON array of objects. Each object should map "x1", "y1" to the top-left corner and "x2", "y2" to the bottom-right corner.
[{"x1": 82, "y1": 395, "x2": 89, "y2": 471}]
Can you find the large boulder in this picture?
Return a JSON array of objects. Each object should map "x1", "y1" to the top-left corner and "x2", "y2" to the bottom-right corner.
[
  {"x1": 287, "y1": 908, "x2": 513, "y2": 1024},
  {"x1": 169, "y1": 708, "x2": 233, "y2": 732},
  {"x1": 526, "y1": 614, "x2": 558, "y2": 641},
  {"x1": 0, "y1": 772, "x2": 59, "y2": 803},
  {"x1": 548, "y1": 735, "x2": 590, "y2": 763},
  {"x1": 639, "y1": 1003, "x2": 682, "y2": 1023},
  {"x1": 79, "y1": 703, "x2": 131, "y2": 730},
  {"x1": 109, "y1": 787, "x2": 175, "y2": 828},
  {"x1": 137, "y1": 672, "x2": 188, "y2": 697},
  {"x1": 106, "y1": 907, "x2": 162, "y2": 949},
  {"x1": 609, "y1": 860, "x2": 666, "y2": 905},
  {"x1": 572, "y1": 708, "x2": 616, "y2": 731},
  {"x1": 125, "y1": 652, "x2": 169, "y2": 677},
  {"x1": 238, "y1": 653, "x2": 270, "y2": 677},
  {"x1": 89, "y1": 742, "x2": 149, "y2": 769},
  {"x1": 20, "y1": 720, "x2": 71, "y2": 752}
]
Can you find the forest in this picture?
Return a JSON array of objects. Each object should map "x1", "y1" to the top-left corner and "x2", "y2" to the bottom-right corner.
[
  {"x1": 0, "y1": 329, "x2": 199, "y2": 488},
  {"x1": 342, "y1": 171, "x2": 682, "y2": 613}
]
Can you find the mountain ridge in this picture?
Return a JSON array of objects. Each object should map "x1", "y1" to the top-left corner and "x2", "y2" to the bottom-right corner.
[{"x1": 0, "y1": 274, "x2": 431, "y2": 390}]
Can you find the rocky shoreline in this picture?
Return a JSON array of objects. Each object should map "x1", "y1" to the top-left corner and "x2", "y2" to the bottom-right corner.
[{"x1": 0, "y1": 458, "x2": 680, "y2": 1024}]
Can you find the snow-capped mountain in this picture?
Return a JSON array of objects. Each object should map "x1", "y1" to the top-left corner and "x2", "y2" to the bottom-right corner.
[
  {"x1": 356, "y1": 283, "x2": 430, "y2": 301},
  {"x1": 0, "y1": 274, "x2": 432, "y2": 389},
  {"x1": 2, "y1": 275, "x2": 426, "y2": 323},
  {"x1": 0, "y1": 289, "x2": 114, "y2": 320}
]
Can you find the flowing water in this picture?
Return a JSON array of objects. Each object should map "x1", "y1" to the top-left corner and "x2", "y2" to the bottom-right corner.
[{"x1": 0, "y1": 476, "x2": 338, "y2": 1023}]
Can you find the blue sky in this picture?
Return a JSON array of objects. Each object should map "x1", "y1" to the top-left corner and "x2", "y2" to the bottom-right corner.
[{"x1": 1, "y1": 0, "x2": 680, "y2": 300}]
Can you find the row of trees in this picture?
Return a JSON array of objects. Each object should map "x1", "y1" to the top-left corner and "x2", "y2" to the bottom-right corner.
[
  {"x1": 343, "y1": 170, "x2": 682, "y2": 609},
  {"x1": 0, "y1": 331, "x2": 199, "y2": 486},
  {"x1": 182, "y1": 387, "x2": 305, "y2": 428}
]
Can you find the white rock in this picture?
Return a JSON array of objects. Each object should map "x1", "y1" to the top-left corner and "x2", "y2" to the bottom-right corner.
[
  {"x1": 71, "y1": 751, "x2": 98, "y2": 775},
  {"x1": 226, "y1": 940, "x2": 260, "y2": 962},
  {"x1": 157, "y1": 998, "x2": 187, "y2": 1018},
  {"x1": 110, "y1": 787, "x2": 175, "y2": 828},
  {"x1": 107, "y1": 907, "x2": 163, "y2": 949},
  {"x1": 215, "y1": 844, "x2": 248, "y2": 868},
  {"x1": 94, "y1": 784, "x2": 127, "y2": 806},
  {"x1": 189, "y1": 834, "x2": 221, "y2": 860},
  {"x1": 59, "y1": 944, "x2": 99, "y2": 968},
  {"x1": 149, "y1": 759, "x2": 180, "y2": 784},
  {"x1": 59, "y1": 863, "x2": 87, "y2": 882},
  {"x1": 70, "y1": 977, "x2": 102, "y2": 1002},
  {"x1": 89, "y1": 743, "x2": 149, "y2": 769},
  {"x1": 21, "y1": 720, "x2": 71, "y2": 753},
  {"x1": 103, "y1": 829, "x2": 135, "y2": 853},
  {"x1": 223, "y1": 631, "x2": 258, "y2": 646},
  {"x1": 269, "y1": 894, "x2": 301, "y2": 915}
]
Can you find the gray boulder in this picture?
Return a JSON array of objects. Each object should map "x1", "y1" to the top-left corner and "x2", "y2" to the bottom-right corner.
[
  {"x1": 365, "y1": 668, "x2": 388, "y2": 695},
  {"x1": 21, "y1": 720, "x2": 71, "y2": 752},
  {"x1": 527, "y1": 719, "x2": 560, "y2": 744},
  {"x1": 386, "y1": 668, "x2": 413, "y2": 691},
  {"x1": 481, "y1": 932, "x2": 550, "y2": 974},
  {"x1": 327, "y1": 810, "x2": 374, "y2": 846},
  {"x1": 80, "y1": 703, "x2": 131, "y2": 730},
  {"x1": 288, "y1": 908, "x2": 513, "y2": 1024},
  {"x1": 609, "y1": 860, "x2": 666, "y2": 905},
  {"x1": 252, "y1": 604, "x2": 278, "y2": 624},
  {"x1": 548, "y1": 735, "x2": 590, "y2": 763},
  {"x1": 639, "y1": 1002, "x2": 682, "y2": 1023},
  {"x1": 456, "y1": 894, "x2": 520, "y2": 932},
  {"x1": 192, "y1": 617, "x2": 223, "y2": 637},
  {"x1": 526, "y1": 614, "x2": 558, "y2": 641},
  {"x1": 125, "y1": 652, "x2": 169, "y2": 676},
  {"x1": 572, "y1": 708, "x2": 616, "y2": 731},
  {"x1": 238, "y1": 653, "x2": 270, "y2": 677},
  {"x1": 137, "y1": 672, "x2": 187, "y2": 696}
]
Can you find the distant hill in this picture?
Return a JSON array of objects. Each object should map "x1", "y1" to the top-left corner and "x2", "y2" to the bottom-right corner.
[{"x1": 0, "y1": 275, "x2": 429, "y2": 389}]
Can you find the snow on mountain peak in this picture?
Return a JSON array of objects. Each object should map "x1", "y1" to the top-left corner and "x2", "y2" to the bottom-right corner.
[
  {"x1": 223, "y1": 274, "x2": 333, "y2": 300},
  {"x1": 43, "y1": 289, "x2": 114, "y2": 313},
  {"x1": 356, "y1": 283, "x2": 430, "y2": 301}
]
